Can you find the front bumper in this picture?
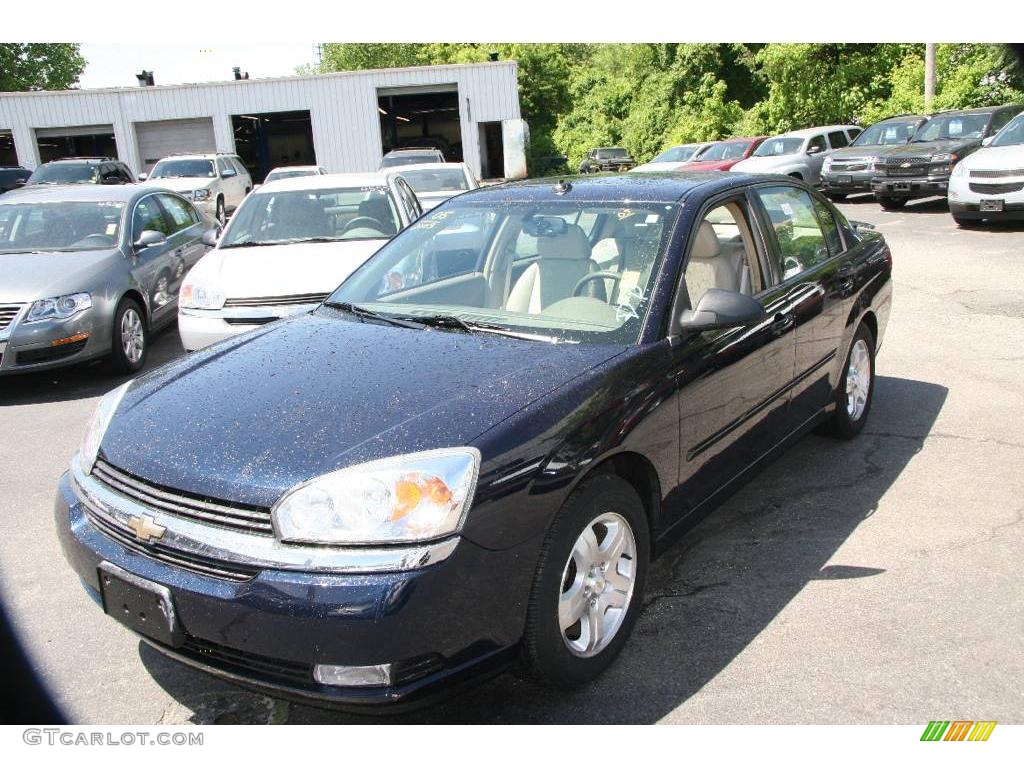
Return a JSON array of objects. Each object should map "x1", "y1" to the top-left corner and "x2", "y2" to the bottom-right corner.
[
  {"x1": 948, "y1": 176, "x2": 1024, "y2": 220},
  {"x1": 0, "y1": 307, "x2": 106, "y2": 376},
  {"x1": 178, "y1": 305, "x2": 314, "y2": 351},
  {"x1": 871, "y1": 175, "x2": 949, "y2": 200},
  {"x1": 55, "y1": 464, "x2": 531, "y2": 708},
  {"x1": 822, "y1": 171, "x2": 874, "y2": 193},
  {"x1": 948, "y1": 200, "x2": 1024, "y2": 221}
]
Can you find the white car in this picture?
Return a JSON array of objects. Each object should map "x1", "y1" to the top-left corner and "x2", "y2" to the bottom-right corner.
[
  {"x1": 177, "y1": 172, "x2": 422, "y2": 351},
  {"x1": 262, "y1": 165, "x2": 328, "y2": 185},
  {"x1": 630, "y1": 142, "x2": 717, "y2": 173},
  {"x1": 948, "y1": 110, "x2": 1024, "y2": 226},
  {"x1": 142, "y1": 153, "x2": 252, "y2": 225},
  {"x1": 395, "y1": 162, "x2": 478, "y2": 211},
  {"x1": 730, "y1": 125, "x2": 861, "y2": 185}
]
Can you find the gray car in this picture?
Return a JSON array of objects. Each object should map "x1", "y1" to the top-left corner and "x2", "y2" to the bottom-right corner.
[{"x1": 0, "y1": 184, "x2": 215, "y2": 377}]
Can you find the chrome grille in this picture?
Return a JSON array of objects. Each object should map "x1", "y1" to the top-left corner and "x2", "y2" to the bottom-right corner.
[
  {"x1": 971, "y1": 168, "x2": 1024, "y2": 179},
  {"x1": 0, "y1": 303, "x2": 25, "y2": 331},
  {"x1": 92, "y1": 459, "x2": 274, "y2": 536},
  {"x1": 223, "y1": 292, "x2": 329, "y2": 308},
  {"x1": 830, "y1": 162, "x2": 869, "y2": 172},
  {"x1": 969, "y1": 181, "x2": 1024, "y2": 195}
]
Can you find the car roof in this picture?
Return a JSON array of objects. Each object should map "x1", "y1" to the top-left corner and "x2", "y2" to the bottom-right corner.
[
  {"x1": 776, "y1": 125, "x2": 860, "y2": 139},
  {"x1": 390, "y1": 162, "x2": 467, "y2": 173},
  {"x1": 448, "y1": 172, "x2": 760, "y2": 205},
  {"x1": 267, "y1": 165, "x2": 321, "y2": 173},
  {"x1": 41, "y1": 157, "x2": 116, "y2": 165},
  {"x1": 385, "y1": 148, "x2": 442, "y2": 156},
  {"x1": 156, "y1": 154, "x2": 234, "y2": 161},
  {"x1": 0, "y1": 182, "x2": 150, "y2": 204},
  {"x1": 928, "y1": 104, "x2": 1021, "y2": 116},
  {"x1": 254, "y1": 171, "x2": 396, "y2": 194}
]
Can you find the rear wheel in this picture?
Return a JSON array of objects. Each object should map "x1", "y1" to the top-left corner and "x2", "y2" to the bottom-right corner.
[
  {"x1": 523, "y1": 474, "x2": 649, "y2": 688},
  {"x1": 110, "y1": 298, "x2": 147, "y2": 374},
  {"x1": 821, "y1": 323, "x2": 875, "y2": 439},
  {"x1": 876, "y1": 195, "x2": 907, "y2": 210}
]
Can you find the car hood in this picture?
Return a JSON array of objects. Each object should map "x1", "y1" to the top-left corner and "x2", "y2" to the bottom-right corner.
[
  {"x1": 730, "y1": 155, "x2": 803, "y2": 172},
  {"x1": 142, "y1": 178, "x2": 215, "y2": 193},
  {"x1": 0, "y1": 248, "x2": 121, "y2": 303},
  {"x1": 827, "y1": 145, "x2": 893, "y2": 161},
  {"x1": 100, "y1": 312, "x2": 627, "y2": 507},
  {"x1": 959, "y1": 144, "x2": 1024, "y2": 170},
  {"x1": 685, "y1": 159, "x2": 740, "y2": 172},
  {"x1": 881, "y1": 138, "x2": 980, "y2": 158},
  {"x1": 196, "y1": 239, "x2": 386, "y2": 299}
]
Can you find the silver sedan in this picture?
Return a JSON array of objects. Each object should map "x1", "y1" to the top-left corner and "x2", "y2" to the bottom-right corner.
[{"x1": 0, "y1": 184, "x2": 215, "y2": 377}]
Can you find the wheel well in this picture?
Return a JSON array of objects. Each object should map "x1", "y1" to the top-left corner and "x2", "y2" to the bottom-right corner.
[
  {"x1": 120, "y1": 289, "x2": 149, "y2": 328},
  {"x1": 860, "y1": 311, "x2": 878, "y2": 345},
  {"x1": 582, "y1": 452, "x2": 662, "y2": 533}
]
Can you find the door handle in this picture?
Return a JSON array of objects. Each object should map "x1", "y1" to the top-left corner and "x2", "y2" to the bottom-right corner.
[
  {"x1": 770, "y1": 312, "x2": 794, "y2": 336},
  {"x1": 833, "y1": 277, "x2": 855, "y2": 298}
]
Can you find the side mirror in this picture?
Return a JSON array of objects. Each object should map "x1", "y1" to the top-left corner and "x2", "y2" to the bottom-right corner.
[
  {"x1": 982, "y1": 136, "x2": 994, "y2": 147},
  {"x1": 807, "y1": 145, "x2": 823, "y2": 155},
  {"x1": 134, "y1": 230, "x2": 167, "y2": 250},
  {"x1": 101, "y1": 175, "x2": 121, "y2": 185},
  {"x1": 679, "y1": 289, "x2": 767, "y2": 333},
  {"x1": 221, "y1": 168, "x2": 237, "y2": 178},
  {"x1": 137, "y1": 172, "x2": 148, "y2": 181},
  {"x1": 201, "y1": 228, "x2": 219, "y2": 247}
]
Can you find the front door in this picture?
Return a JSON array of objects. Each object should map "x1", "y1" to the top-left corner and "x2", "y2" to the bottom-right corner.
[{"x1": 129, "y1": 194, "x2": 176, "y2": 326}]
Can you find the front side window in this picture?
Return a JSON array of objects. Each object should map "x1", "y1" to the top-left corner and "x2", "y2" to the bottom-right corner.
[
  {"x1": 327, "y1": 201, "x2": 678, "y2": 344},
  {"x1": 753, "y1": 138, "x2": 803, "y2": 157},
  {"x1": 683, "y1": 200, "x2": 762, "y2": 309},
  {"x1": 220, "y1": 186, "x2": 401, "y2": 248},
  {"x1": 0, "y1": 201, "x2": 124, "y2": 252},
  {"x1": 807, "y1": 135, "x2": 827, "y2": 153},
  {"x1": 696, "y1": 141, "x2": 752, "y2": 162},
  {"x1": 990, "y1": 112, "x2": 1024, "y2": 147},
  {"x1": 989, "y1": 109, "x2": 1019, "y2": 135},
  {"x1": 133, "y1": 196, "x2": 172, "y2": 239},
  {"x1": 651, "y1": 145, "x2": 698, "y2": 163},
  {"x1": 150, "y1": 159, "x2": 216, "y2": 179},
  {"x1": 754, "y1": 186, "x2": 831, "y2": 281},
  {"x1": 158, "y1": 194, "x2": 198, "y2": 232}
]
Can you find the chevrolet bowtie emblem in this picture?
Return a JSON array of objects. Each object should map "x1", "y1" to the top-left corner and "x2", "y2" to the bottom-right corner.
[
  {"x1": 128, "y1": 514, "x2": 166, "y2": 542},
  {"x1": 900, "y1": 161, "x2": 912, "y2": 168}
]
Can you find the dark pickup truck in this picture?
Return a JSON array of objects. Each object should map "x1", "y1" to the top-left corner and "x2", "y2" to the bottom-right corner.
[{"x1": 579, "y1": 147, "x2": 636, "y2": 173}]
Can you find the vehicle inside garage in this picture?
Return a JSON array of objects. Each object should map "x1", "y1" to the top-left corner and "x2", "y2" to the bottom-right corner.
[
  {"x1": 231, "y1": 110, "x2": 316, "y2": 183},
  {"x1": 378, "y1": 86, "x2": 463, "y2": 162},
  {"x1": 35, "y1": 125, "x2": 117, "y2": 163}
]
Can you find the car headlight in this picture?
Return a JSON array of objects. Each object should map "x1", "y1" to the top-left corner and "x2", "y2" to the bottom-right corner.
[
  {"x1": 930, "y1": 153, "x2": 957, "y2": 164},
  {"x1": 80, "y1": 381, "x2": 132, "y2": 474},
  {"x1": 951, "y1": 161, "x2": 968, "y2": 177},
  {"x1": 192, "y1": 189, "x2": 211, "y2": 202},
  {"x1": 25, "y1": 292, "x2": 92, "y2": 323},
  {"x1": 179, "y1": 280, "x2": 225, "y2": 309},
  {"x1": 272, "y1": 448, "x2": 481, "y2": 545}
]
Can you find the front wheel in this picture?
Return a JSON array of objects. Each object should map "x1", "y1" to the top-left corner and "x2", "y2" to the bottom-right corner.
[
  {"x1": 523, "y1": 474, "x2": 649, "y2": 688},
  {"x1": 821, "y1": 323, "x2": 875, "y2": 439},
  {"x1": 215, "y1": 196, "x2": 226, "y2": 226},
  {"x1": 876, "y1": 195, "x2": 907, "y2": 210},
  {"x1": 952, "y1": 214, "x2": 978, "y2": 228},
  {"x1": 110, "y1": 298, "x2": 147, "y2": 374}
]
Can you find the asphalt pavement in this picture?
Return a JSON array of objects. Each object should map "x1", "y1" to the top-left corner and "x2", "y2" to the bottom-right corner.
[{"x1": 1, "y1": 193, "x2": 1021, "y2": 724}]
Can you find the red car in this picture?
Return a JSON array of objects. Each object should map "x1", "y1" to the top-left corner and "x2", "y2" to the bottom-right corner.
[{"x1": 684, "y1": 137, "x2": 768, "y2": 172}]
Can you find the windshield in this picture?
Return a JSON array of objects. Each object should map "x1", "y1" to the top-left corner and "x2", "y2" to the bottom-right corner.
[
  {"x1": 852, "y1": 120, "x2": 921, "y2": 147},
  {"x1": 27, "y1": 164, "x2": 99, "y2": 185},
  {"x1": 325, "y1": 200, "x2": 676, "y2": 344},
  {"x1": 753, "y1": 138, "x2": 803, "y2": 157},
  {"x1": 651, "y1": 146, "x2": 697, "y2": 163},
  {"x1": 0, "y1": 200, "x2": 124, "y2": 252},
  {"x1": 381, "y1": 152, "x2": 443, "y2": 168},
  {"x1": 695, "y1": 141, "x2": 751, "y2": 162},
  {"x1": 265, "y1": 168, "x2": 318, "y2": 182},
  {"x1": 221, "y1": 186, "x2": 401, "y2": 247},
  {"x1": 150, "y1": 159, "x2": 216, "y2": 179},
  {"x1": 398, "y1": 167, "x2": 468, "y2": 194},
  {"x1": 990, "y1": 113, "x2": 1024, "y2": 147},
  {"x1": 914, "y1": 113, "x2": 990, "y2": 142},
  {"x1": 596, "y1": 148, "x2": 629, "y2": 160}
]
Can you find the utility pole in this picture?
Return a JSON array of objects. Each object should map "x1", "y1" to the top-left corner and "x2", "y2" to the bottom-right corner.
[{"x1": 925, "y1": 43, "x2": 936, "y2": 111}]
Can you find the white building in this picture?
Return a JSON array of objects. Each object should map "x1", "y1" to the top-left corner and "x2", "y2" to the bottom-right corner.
[{"x1": 0, "y1": 61, "x2": 527, "y2": 182}]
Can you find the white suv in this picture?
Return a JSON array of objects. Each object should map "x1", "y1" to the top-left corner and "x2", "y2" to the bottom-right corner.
[{"x1": 142, "y1": 153, "x2": 252, "y2": 225}]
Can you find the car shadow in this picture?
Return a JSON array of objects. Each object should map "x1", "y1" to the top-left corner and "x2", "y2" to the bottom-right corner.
[
  {"x1": 0, "y1": 325, "x2": 185, "y2": 407},
  {"x1": 140, "y1": 374, "x2": 947, "y2": 724}
]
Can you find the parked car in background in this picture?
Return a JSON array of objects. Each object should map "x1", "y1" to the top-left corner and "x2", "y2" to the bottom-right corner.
[
  {"x1": 262, "y1": 165, "x2": 327, "y2": 184},
  {"x1": 26, "y1": 157, "x2": 136, "y2": 187},
  {"x1": 141, "y1": 153, "x2": 252, "y2": 225},
  {"x1": 682, "y1": 137, "x2": 767, "y2": 172},
  {"x1": 948, "y1": 109, "x2": 1024, "y2": 225},
  {"x1": 730, "y1": 126, "x2": 861, "y2": 185},
  {"x1": 579, "y1": 147, "x2": 636, "y2": 173},
  {"x1": 0, "y1": 184, "x2": 214, "y2": 376},
  {"x1": 380, "y1": 148, "x2": 447, "y2": 169},
  {"x1": 57, "y1": 172, "x2": 891, "y2": 707},
  {"x1": 871, "y1": 105, "x2": 1023, "y2": 209},
  {"x1": 0, "y1": 166, "x2": 31, "y2": 194},
  {"x1": 395, "y1": 162, "x2": 478, "y2": 211},
  {"x1": 630, "y1": 143, "x2": 715, "y2": 172},
  {"x1": 821, "y1": 114, "x2": 930, "y2": 200},
  {"x1": 177, "y1": 172, "x2": 421, "y2": 351}
]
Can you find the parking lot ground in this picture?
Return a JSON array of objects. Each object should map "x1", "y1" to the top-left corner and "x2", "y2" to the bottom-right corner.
[{"x1": 1, "y1": 194, "x2": 1022, "y2": 724}]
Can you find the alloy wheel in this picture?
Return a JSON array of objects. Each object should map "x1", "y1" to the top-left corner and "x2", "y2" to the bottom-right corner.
[
  {"x1": 846, "y1": 338, "x2": 871, "y2": 421},
  {"x1": 121, "y1": 308, "x2": 145, "y2": 364}
]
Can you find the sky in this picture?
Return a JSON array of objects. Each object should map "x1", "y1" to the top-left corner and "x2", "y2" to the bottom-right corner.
[{"x1": 78, "y1": 43, "x2": 319, "y2": 89}]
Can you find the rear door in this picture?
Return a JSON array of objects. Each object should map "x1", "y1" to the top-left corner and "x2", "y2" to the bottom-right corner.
[{"x1": 806, "y1": 135, "x2": 828, "y2": 183}]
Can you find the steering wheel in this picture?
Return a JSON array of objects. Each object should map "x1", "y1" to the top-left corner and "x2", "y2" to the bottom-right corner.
[
  {"x1": 71, "y1": 234, "x2": 116, "y2": 248},
  {"x1": 342, "y1": 216, "x2": 385, "y2": 234},
  {"x1": 573, "y1": 271, "x2": 622, "y2": 298}
]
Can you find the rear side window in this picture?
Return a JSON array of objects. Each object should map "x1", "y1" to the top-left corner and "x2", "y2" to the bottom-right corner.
[
  {"x1": 754, "y1": 186, "x2": 831, "y2": 281},
  {"x1": 158, "y1": 194, "x2": 199, "y2": 231},
  {"x1": 133, "y1": 196, "x2": 172, "y2": 238},
  {"x1": 828, "y1": 131, "x2": 849, "y2": 149}
]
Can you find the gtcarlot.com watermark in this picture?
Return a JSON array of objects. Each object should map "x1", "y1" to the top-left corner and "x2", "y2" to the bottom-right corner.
[{"x1": 23, "y1": 729, "x2": 203, "y2": 747}]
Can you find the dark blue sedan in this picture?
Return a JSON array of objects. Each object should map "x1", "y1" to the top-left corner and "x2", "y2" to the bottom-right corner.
[{"x1": 56, "y1": 172, "x2": 892, "y2": 708}]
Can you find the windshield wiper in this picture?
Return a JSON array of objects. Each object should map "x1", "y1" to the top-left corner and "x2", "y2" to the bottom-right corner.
[
  {"x1": 398, "y1": 314, "x2": 562, "y2": 343},
  {"x1": 323, "y1": 302, "x2": 424, "y2": 329}
]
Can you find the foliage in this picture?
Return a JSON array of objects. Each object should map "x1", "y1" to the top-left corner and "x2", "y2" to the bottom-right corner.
[{"x1": 0, "y1": 44, "x2": 85, "y2": 92}]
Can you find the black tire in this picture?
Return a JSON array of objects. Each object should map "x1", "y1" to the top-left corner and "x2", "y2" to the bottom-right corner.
[
  {"x1": 821, "y1": 323, "x2": 875, "y2": 439},
  {"x1": 827, "y1": 192, "x2": 848, "y2": 201},
  {"x1": 952, "y1": 214, "x2": 977, "y2": 228},
  {"x1": 876, "y1": 195, "x2": 907, "y2": 210},
  {"x1": 109, "y1": 297, "x2": 148, "y2": 374},
  {"x1": 522, "y1": 474, "x2": 650, "y2": 688},
  {"x1": 215, "y1": 196, "x2": 226, "y2": 226}
]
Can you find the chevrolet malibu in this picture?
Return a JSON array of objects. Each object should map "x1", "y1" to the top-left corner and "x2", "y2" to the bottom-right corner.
[{"x1": 56, "y1": 173, "x2": 892, "y2": 708}]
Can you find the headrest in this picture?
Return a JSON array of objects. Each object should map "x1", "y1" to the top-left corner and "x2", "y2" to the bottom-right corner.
[
  {"x1": 537, "y1": 223, "x2": 591, "y2": 261},
  {"x1": 690, "y1": 221, "x2": 721, "y2": 262}
]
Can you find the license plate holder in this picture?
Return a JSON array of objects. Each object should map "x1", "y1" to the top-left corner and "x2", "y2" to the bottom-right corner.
[
  {"x1": 98, "y1": 562, "x2": 183, "y2": 647},
  {"x1": 893, "y1": 182, "x2": 911, "y2": 192},
  {"x1": 980, "y1": 199, "x2": 1005, "y2": 212}
]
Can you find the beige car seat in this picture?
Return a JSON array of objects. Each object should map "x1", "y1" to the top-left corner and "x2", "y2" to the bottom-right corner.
[{"x1": 505, "y1": 223, "x2": 594, "y2": 313}]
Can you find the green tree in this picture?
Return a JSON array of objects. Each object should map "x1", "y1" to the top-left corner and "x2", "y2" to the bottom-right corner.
[{"x1": 0, "y1": 43, "x2": 85, "y2": 92}]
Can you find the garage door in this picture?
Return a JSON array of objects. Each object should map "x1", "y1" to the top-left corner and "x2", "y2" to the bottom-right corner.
[{"x1": 135, "y1": 118, "x2": 216, "y2": 172}]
